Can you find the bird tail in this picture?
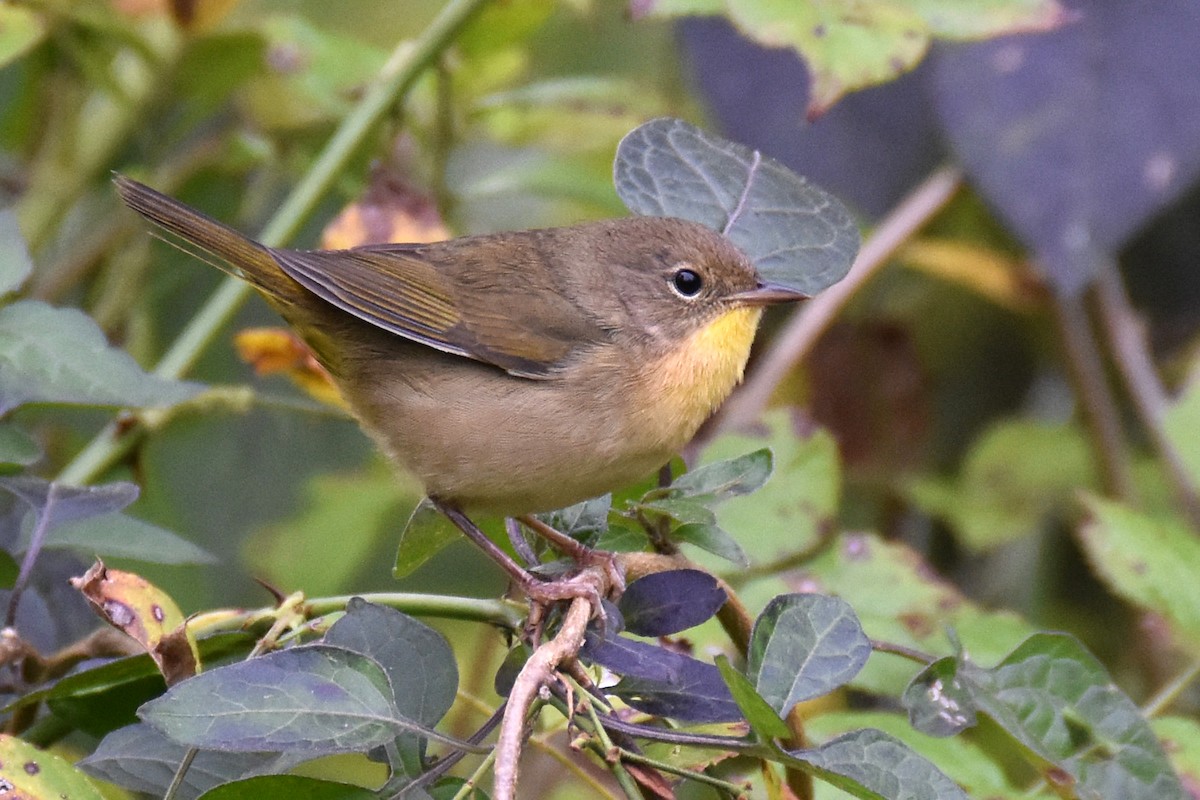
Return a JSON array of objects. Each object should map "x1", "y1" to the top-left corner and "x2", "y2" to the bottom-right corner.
[{"x1": 113, "y1": 175, "x2": 304, "y2": 306}]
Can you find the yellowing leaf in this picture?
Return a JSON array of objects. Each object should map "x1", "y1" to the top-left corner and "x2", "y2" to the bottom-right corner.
[
  {"x1": 899, "y1": 238, "x2": 1044, "y2": 311},
  {"x1": 233, "y1": 328, "x2": 346, "y2": 409}
]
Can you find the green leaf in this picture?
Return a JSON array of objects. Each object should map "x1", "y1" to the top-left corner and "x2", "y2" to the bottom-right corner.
[
  {"x1": 17, "y1": 510, "x2": 216, "y2": 565},
  {"x1": 1153, "y1": 716, "x2": 1200, "y2": 791},
  {"x1": 952, "y1": 633, "x2": 1187, "y2": 800},
  {"x1": 81, "y1": 722, "x2": 304, "y2": 800},
  {"x1": 1163, "y1": 378, "x2": 1200, "y2": 489},
  {"x1": 614, "y1": 118, "x2": 860, "y2": 294},
  {"x1": 0, "y1": 4, "x2": 46, "y2": 70},
  {"x1": 637, "y1": 497, "x2": 717, "y2": 526},
  {"x1": 199, "y1": 775, "x2": 378, "y2": 800},
  {"x1": 324, "y1": 598, "x2": 458, "y2": 728},
  {"x1": 537, "y1": 495, "x2": 611, "y2": 546},
  {"x1": 0, "y1": 300, "x2": 204, "y2": 414},
  {"x1": 901, "y1": 656, "x2": 976, "y2": 737},
  {"x1": 642, "y1": 0, "x2": 1068, "y2": 116},
  {"x1": 669, "y1": 448, "x2": 773, "y2": 505},
  {"x1": 781, "y1": 727, "x2": 968, "y2": 799},
  {"x1": 715, "y1": 655, "x2": 790, "y2": 740},
  {"x1": 1078, "y1": 496, "x2": 1200, "y2": 653},
  {"x1": 0, "y1": 209, "x2": 33, "y2": 294},
  {"x1": 907, "y1": 419, "x2": 1095, "y2": 551},
  {"x1": 0, "y1": 733, "x2": 105, "y2": 800},
  {"x1": 808, "y1": 710, "x2": 1015, "y2": 797},
  {"x1": 0, "y1": 423, "x2": 39, "y2": 467},
  {"x1": 747, "y1": 594, "x2": 871, "y2": 717},
  {"x1": 801, "y1": 532, "x2": 1037, "y2": 695},
  {"x1": 670, "y1": 522, "x2": 749, "y2": 567},
  {"x1": 140, "y1": 645, "x2": 462, "y2": 755},
  {"x1": 394, "y1": 498, "x2": 460, "y2": 578},
  {"x1": 0, "y1": 550, "x2": 17, "y2": 589}
]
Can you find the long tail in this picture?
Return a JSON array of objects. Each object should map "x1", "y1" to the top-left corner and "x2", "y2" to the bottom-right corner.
[{"x1": 113, "y1": 175, "x2": 303, "y2": 305}]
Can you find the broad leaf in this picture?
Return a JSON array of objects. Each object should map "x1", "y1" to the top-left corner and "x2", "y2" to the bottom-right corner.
[
  {"x1": 0, "y1": 300, "x2": 203, "y2": 414},
  {"x1": 643, "y1": 0, "x2": 1067, "y2": 116},
  {"x1": 394, "y1": 498, "x2": 460, "y2": 578},
  {"x1": 781, "y1": 727, "x2": 969, "y2": 799},
  {"x1": 1077, "y1": 496, "x2": 1200, "y2": 653},
  {"x1": 901, "y1": 657, "x2": 978, "y2": 737},
  {"x1": 537, "y1": 495, "x2": 611, "y2": 547},
  {"x1": 583, "y1": 631, "x2": 742, "y2": 722},
  {"x1": 748, "y1": 594, "x2": 871, "y2": 717},
  {"x1": 934, "y1": 0, "x2": 1200, "y2": 293},
  {"x1": 618, "y1": 569, "x2": 726, "y2": 636},
  {"x1": 199, "y1": 775, "x2": 378, "y2": 800},
  {"x1": 0, "y1": 733, "x2": 104, "y2": 800},
  {"x1": 0, "y1": 423, "x2": 39, "y2": 467},
  {"x1": 715, "y1": 655, "x2": 790, "y2": 740},
  {"x1": 324, "y1": 598, "x2": 458, "y2": 727},
  {"x1": 140, "y1": 645, "x2": 457, "y2": 755},
  {"x1": 81, "y1": 722, "x2": 304, "y2": 800},
  {"x1": 669, "y1": 449, "x2": 773, "y2": 505},
  {"x1": 615, "y1": 117, "x2": 860, "y2": 295}
]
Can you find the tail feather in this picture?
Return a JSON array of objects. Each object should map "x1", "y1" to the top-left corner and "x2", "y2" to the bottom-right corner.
[{"x1": 113, "y1": 175, "x2": 300, "y2": 304}]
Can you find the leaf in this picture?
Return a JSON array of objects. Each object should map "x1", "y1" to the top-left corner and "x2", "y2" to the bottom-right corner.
[
  {"x1": 199, "y1": 775, "x2": 379, "y2": 800},
  {"x1": 747, "y1": 594, "x2": 871, "y2": 717},
  {"x1": 0, "y1": 733, "x2": 105, "y2": 800},
  {"x1": 670, "y1": 522, "x2": 749, "y2": 567},
  {"x1": 1077, "y1": 496, "x2": 1200, "y2": 654},
  {"x1": 0, "y1": 476, "x2": 137, "y2": 526},
  {"x1": 0, "y1": 4, "x2": 46, "y2": 70},
  {"x1": 0, "y1": 209, "x2": 33, "y2": 295},
  {"x1": 140, "y1": 645, "x2": 457, "y2": 755},
  {"x1": 0, "y1": 300, "x2": 204, "y2": 414},
  {"x1": 933, "y1": 0, "x2": 1200, "y2": 294},
  {"x1": 906, "y1": 419, "x2": 1095, "y2": 551},
  {"x1": 582, "y1": 631, "x2": 742, "y2": 723},
  {"x1": 30, "y1": 510, "x2": 217, "y2": 565},
  {"x1": 715, "y1": 655, "x2": 790, "y2": 740},
  {"x1": 901, "y1": 657, "x2": 978, "y2": 737},
  {"x1": 780, "y1": 727, "x2": 969, "y2": 800},
  {"x1": 80, "y1": 722, "x2": 304, "y2": 800},
  {"x1": 644, "y1": 0, "x2": 1068, "y2": 117},
  {"x1": 614, "y1": 117, "x2": 860, "y2": 295},
  {"x1": 636, "y1": 497, "x2": 716, "y2": 526},
  {"x1": 618, "y1": 569, "x2": 727, "y2": 636},
  {"x1": 945, "y1": 633, "x2": 1187, "y2": 800},
  {"x1": 536, "y1": 495, "x2": 611, "y2": 547},
  {"x1": 324, "y1": 598, "x2": 458, "y2": 728},
  {"x1": 72, "y1": 561, "x2": 200, "y2": 686},
  {"x1": 669, "y1": 448, "x2": 773, "y2": 505},
  {"x1": 1163, "y1": 377, "x2": 1200, "y2": 490},
  {"x1": 801, "y1": 531, "x2": 1037, "y2": 695},
  {"x1": 394, "y1": 498, "x2": 460, "y2": 578},
  {"x1": 808, "y1": 710, "x2": 1015, "y2": 797},
  {"x1": 0, "y1": 423, "x2": 39, "y2": 467},
  {"x1": 1153, "y1": 716, "x2": 1200, "y2": 792}
]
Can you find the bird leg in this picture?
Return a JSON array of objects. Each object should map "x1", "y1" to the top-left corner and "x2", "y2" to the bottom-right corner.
[
  {"x1": 517, "y1": 514, "x2": 626, "y2": 598},
  {"x1": 430, "y1": 499, "x2": 613, "y2": 615}
]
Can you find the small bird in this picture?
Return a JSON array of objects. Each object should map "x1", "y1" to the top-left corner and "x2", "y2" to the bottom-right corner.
[{"x1": 114, "y1": 176, "x2": 803, "y2": 594}]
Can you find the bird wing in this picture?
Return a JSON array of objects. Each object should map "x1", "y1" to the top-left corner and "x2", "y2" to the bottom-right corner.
[{"x1": 271, "y1": 242, "x2": 603, "y2": 378}]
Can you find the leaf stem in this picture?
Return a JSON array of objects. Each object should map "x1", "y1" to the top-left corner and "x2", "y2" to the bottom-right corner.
[
  {"x1": 1141, "y1": 659, "x2": 1200, "y2": 719},
  {"x1": 55, "y1": 0, "x2": 490, "y2": 487},
  {"x1": 1092, "y1": 265, "x2": 1200, "y2": 528},
  {"x1": 713, "y1": 165, "x2": 962, "y2": 434}
]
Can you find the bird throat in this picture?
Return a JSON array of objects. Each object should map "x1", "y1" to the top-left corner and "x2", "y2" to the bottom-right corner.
[{"x1": 652, "y1": 305, "x2": 764, "y2": 433}]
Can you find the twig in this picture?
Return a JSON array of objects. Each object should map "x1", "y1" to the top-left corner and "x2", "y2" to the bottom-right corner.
[
  {"x1": 713, "y1": 166, "x2": 963, "y2": 435},
  {"x1": 1092, "y1": 266, "x2": 1200, "y2": 528},
  {"x1": 1050, "y1": 290, "x2": 1135, "y2": 501},
  {"x1": 495, "y1": 595, "x2": 594, "y2": 800}
]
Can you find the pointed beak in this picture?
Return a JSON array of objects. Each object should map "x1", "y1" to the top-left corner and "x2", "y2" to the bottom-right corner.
[{"x1": 729, "y1": 282, "x2": 808, "y2": 307}]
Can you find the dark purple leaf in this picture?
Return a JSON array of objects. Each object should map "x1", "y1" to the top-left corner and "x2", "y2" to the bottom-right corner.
[
  {"x1": 618, "y1": 569, "x2": 726, "y2": 637},
  {"x1": 934, "y1": 1, "x2": 1200, "y2": 294},
  {"x1": 582, "y1": 631, "x2": 741, "y2": 723}
]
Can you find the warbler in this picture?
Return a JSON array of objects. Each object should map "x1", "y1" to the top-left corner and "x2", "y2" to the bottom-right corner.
[{"x1": 114, "y1": 176, "x2": 801, "y2": 528}]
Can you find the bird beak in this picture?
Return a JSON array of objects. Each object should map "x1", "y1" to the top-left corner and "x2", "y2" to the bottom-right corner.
[{"x1": 730, "y1": 282, "x2": 808, "y2": 307}]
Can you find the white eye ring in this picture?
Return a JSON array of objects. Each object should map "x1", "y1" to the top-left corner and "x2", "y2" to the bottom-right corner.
[{"x1": 670, "y1": 267, "x2": 703, "y2": 298}]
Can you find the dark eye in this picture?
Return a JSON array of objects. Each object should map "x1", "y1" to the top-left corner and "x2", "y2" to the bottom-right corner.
[{"x1": 671, "y1": 268, "x2": 703, "y2": 298}]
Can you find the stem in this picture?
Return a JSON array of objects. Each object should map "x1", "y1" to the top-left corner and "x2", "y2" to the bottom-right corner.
[
  {"x1": 577, "y1": 683, "x2": 643, "y2": 800},
  {"x1": 1141, "y1": 659, "x2": 1200, "y2": 718},
  {"x1": 1092, "y1": 266, "x2": 1200, "y2": 528},
  {"x1": 186, "y1": 592, "x2": 526, "y2": 637},
  {"x1": 1050, "y1": 290, "x2": 1135, "y2": 501},
  {"x1": 161, "y1": 747, "x2": 198, "y2": 800},
  {"x1": 55, "y1": 0, "x2": 490, "y2": 487},
  {"x1": 713, "y1": 165, "x2": 963, "y2": 435},
  {"x1": 871, "y1": 639, "x2": 935, "y2": 665}
]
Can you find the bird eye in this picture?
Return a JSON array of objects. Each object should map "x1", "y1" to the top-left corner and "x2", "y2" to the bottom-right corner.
[{"x1": 670, "y1": 267, "x2": 703, "y2": 298}]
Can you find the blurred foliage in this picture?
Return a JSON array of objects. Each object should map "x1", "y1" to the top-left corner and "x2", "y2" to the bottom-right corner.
[{"x1": 1, "y1": 0, "x2": 1199, "y2": 798}]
